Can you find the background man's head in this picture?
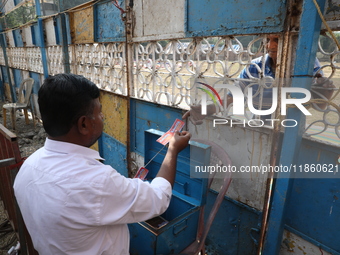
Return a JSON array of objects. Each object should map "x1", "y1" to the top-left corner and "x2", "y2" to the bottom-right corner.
[
  {"x1": 38, "y1": 73, "x2": 100, "y2": 138},
  {"x1": 266, "y1": 35, "x2": 279, "y2": 62}
]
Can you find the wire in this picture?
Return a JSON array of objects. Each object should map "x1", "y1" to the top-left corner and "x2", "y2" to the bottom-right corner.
[
  {"x1": 144, "y1": 144, "x2": 167, "y2": 168},
  {"x1": 111, "y1": 0, "x2": 126, "y2": 14}
]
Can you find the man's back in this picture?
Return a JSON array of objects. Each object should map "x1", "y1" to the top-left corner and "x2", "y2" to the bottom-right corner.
[{"x1": 14, "y1": 138, "x2": 171, "y2": 255}]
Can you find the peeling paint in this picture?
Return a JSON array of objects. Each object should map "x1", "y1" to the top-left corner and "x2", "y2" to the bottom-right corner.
[
  {"x1": 297, "y1": 245, "x2": 307, "y2": 255},
  {"x1": 69, "y1": 4, "x2": 94, "y2": 43},
  {"x1": 100, "y1": 91, "x2": 128, "y2": 145}
]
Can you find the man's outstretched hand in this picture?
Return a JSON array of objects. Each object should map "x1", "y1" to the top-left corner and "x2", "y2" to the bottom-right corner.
[{"x1": 168, "y1": 131, "x2": 192, "y2": 155}]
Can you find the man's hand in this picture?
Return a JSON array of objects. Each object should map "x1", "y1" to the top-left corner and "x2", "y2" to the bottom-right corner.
[{"x1": 168, "y1": 131, "x2": 191, "y2": 155}]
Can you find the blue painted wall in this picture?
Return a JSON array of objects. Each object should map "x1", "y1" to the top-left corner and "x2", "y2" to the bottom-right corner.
[
  {"x1": 186, "y1": 0, "x2": 287, "y2": 37},
  {"x1": 29, "y1": 72, "x2": 40, "y2": 95},
  {"x1": 12, "y1": 29, "x2": 24, "y2": 47},
  {"x1": 59, "y1": 0, "x2": 91, "y2": 12},
  {"x1": 284, "y1": 139, "x2": 340, "y2": 255},
  {"x1": 30, "y1": 23, "x2": 44, "y2": 47},
  {"x1": 204, "y1": 191, "x2": 261, "y2": 255},
  {"x1": 99, "y1": 132, "x2": 128, "y2": 177},
  {"x1": 94, "y1": 0, "x2": 125, "y2": 42},
  {"x1": 14, "y1": 0, "x2": 23, "y2": 5},
  {"x1": 56, "y1": 14, "x2": 72, "y2": 45},
  {"x1": 12, "y1": 69, "x2": 22, "y2": 89},
  {"x1": 130, "y1": 99, "x2": 185, "y2": 156},
  {"x1": 1, "y1": 66, "x2": 9, "y2": 83}
]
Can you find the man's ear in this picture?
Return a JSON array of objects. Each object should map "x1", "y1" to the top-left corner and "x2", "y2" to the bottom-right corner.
[{"x1": 77, "y1": 115, "x2": 90, "y2": 135}]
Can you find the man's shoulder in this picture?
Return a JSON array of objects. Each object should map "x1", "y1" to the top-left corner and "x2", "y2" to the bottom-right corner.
[
  {"x1": 22, "y1": 147, "x2": 44, "y2": 164},
  {"x1": 251, "y1": 55, "x2": 265, "y2": 64}
]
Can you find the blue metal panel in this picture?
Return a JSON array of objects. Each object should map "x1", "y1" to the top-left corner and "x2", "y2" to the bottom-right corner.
[
  {"x1": 130, "y1": 99, "x2": 184, "y2": 156},
  {"x1": 54, "y1": 14, "x2": 71, "y2": 73},
  {"x1": 129, "y1": 129, "x2": 209, "y2": 254},
  {"x1": 12, "y1": 69, "x2": 22, "y2": 89},
  {"x1": 59, "y1": 0, "x2": 91, "y2": 12},
  {"x1": 186, "y1": 0, "x2": 287, "y2": 37},
  {"x1": 12, "y1": 29, "x2": 23, "y2": 47},
  {"x1": 263, "y1": 1, "x2": 327, "y2": 254},
  {"x1": 37, "y1": 18, "x2": 49, "y2": 78},
  {"x1": 129, "y1": 223, "x2": 157, "y2": 254},
  {"x1": 286, "y1": 179, "x2": 340, "y2": 254},
  {"x1": 0, "y1": 34, "x2": 14, "y2": 100},
  {"x1": 1, "y1": 66, "x2": 9, "y2": 83},
  {"x1": 284, "y1": 139, "x2": 340, "y2": 254},
  {"x1": 0, "y1": 78, "x2": 4, "y2": 101},
  {"x1": 99, "y1": 132, "x2": 128, "y2": 177},
  {"x1": 144, "y1": 129, "x2": 210, "y2": 206},
  {"x1": 35, "y1": 0, "x2": 42, "y2": 16},
  {"x1": 129, "y1": 208, "x2": 200, "y2": 255},
  {"x1": 30, "y1": 24, "x2": 40, "y2": 46},
  {"x1": 94, "y1": 0, "x2": 125, "y2": 42},
  {"x1": 31, "y1": 23, "x2": 46, "y2": 49},
  {"x1": 56, "y1": 14, "x2": 72, "y2": 46},
  {"x1": 14, "y1": 0, "x2": 22, "y2": 5},
  {"x1": 29, "y1": 72, "x2": 40, "y2": 96},
  {"x1": 65, "y1": 14, "x2": 72, "y2": 45},
  {"x1": 0, "y1": 34, "x2": 7, "y2": 48},
  {"x1": 204, "y1": 191, "x2": 262, "y2": 255},
  {"x1": 53, "y1": 17, "x2": 60, "y2": 45}
]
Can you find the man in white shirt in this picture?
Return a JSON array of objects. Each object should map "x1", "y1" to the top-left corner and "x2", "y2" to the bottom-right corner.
[{"x1": 13, "y1": 73, "x2": 191, "y2": 255}]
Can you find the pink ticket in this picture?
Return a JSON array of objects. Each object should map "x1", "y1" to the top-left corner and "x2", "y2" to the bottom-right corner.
[
  {"x1": 134, "y1": 167, "x2": 149, "y2": 180},
  {"x1": 156, "y1": 119, "x2": 185, "y2": 145}
]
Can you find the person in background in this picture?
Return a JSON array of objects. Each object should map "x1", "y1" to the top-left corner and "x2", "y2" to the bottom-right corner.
[
  {"x1": 183, "y1": 35, "x2": 335, "y2": 125},
  {"x1": 14, "y1": 73, "x2": 191, "y2": 255}
]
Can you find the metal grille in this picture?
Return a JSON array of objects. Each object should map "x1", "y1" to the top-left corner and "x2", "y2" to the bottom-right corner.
[
  {"x1": 132, "y1": 36, "x2": 267, "y2": 112},
  {"x1": 132, "y1": 35, "x2": 340, "y2": 141},
  {"x1": 7, "y1": 47, "x2": 43, "y2": 73},
  {"x1": 304, "y1": 33, "x2": 340, "y2": 140},
  {"x1": 70, "y1": 43, "x2": 127, "y2": 95},
  {"x1": 2, "y1": 34, "x2": 339, "y2": 142},
  {"x1": 46, "y1": 45, "x2": 64, "y2": 75}
]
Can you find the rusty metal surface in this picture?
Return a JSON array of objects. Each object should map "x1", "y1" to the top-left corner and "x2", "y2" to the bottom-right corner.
[
  {"x1": 100, "y1": 91, "x2": 128, "y2": 145},
  {"x1": 69, "y1": 3, "x2": 94, "y2": 44}
]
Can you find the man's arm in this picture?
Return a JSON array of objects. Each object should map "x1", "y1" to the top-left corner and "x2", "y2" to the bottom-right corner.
[{"x1": 156, "y1": 131, "x2": 191, "y2": 187}]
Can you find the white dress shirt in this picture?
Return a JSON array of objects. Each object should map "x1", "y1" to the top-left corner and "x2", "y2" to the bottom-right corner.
[{"x1": 14, "y1": 138, "x2": 172, "y2": 255}]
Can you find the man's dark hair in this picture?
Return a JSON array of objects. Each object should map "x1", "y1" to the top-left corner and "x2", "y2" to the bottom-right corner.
[{"x1": 38, "y1": 73, "x2": 100, "y2": 137}]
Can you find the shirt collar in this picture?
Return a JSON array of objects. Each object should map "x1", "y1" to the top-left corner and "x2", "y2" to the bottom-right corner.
[{"x1": 44, "y1": 138, "x2": 104, "y2": 160}]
